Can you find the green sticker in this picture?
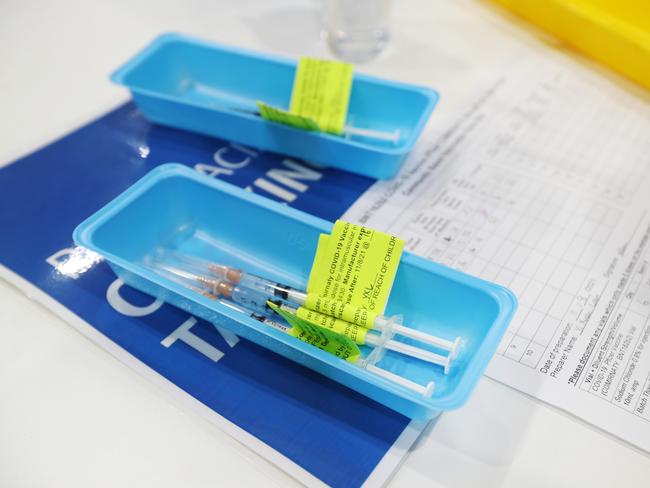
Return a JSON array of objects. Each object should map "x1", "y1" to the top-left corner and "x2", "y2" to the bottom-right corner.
[
  {"x1": 256, "y1": 101, "x2": 320, "y2": 131},
  {"x1": 267, "y1": 301, "x2": 361, "y2": 362}
]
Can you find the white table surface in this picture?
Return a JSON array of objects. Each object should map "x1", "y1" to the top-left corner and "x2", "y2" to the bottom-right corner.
[{"x1": 2, "y1": 1, "x2": 649, "y2": 486}]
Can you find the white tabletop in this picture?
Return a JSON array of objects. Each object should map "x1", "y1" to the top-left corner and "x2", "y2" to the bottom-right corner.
[{"x1": 2, "y1": 1, "x2": 649, "y2": 486}]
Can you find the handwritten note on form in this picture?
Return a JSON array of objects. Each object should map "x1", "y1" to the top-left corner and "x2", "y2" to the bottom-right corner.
[{"x1": 343, "y1": 54, "x2": 650, "y2": 451}]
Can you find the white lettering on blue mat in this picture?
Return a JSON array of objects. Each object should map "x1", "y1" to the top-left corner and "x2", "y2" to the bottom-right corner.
[
  {"x1": 46, "y1": 248, "x2": 80, "y2": 278},
  {"x1": 247, "y1": 159, "x2": 322, "y2": 202},
  {"x1": 213, "y1": 146, "x2": 251, "y2": 169},
  {"x1": 249, "y1": 178, "x2": 297, "y2": 202},
  {"x1": 195, "y1": 142, "x2": 323, "y2": 203},
  {"x1": 106, "y1": 279, "x2": 164, "y2": 317},
  {"x1": 267, "y1": 159, "x2": 322, "y2": 192},
  {"x1": 194, "y1": 163, "x2": 233, "y2": 178},
  {"x1": 162, "y1": 317, "x2": 232, "y2": 362}
]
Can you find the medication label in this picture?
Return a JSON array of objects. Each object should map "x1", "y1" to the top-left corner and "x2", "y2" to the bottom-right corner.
[
  {"x1": 306, "y1": 221, "x2": 404, "y2": 326},
  {"x1": 290, "y1": 57, "x2": 353, "y2": 134}
]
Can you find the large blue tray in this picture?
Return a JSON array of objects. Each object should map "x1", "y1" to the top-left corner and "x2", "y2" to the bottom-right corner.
[
  {"x1": 73, "y1": 164, "x2": 516, "y2": 419},
  {"x1": 110, "y1": 33, "x2": 439, "y2": 180}
]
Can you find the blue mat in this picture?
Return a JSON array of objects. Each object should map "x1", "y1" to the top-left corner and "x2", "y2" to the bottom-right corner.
[{"x1": 0, "y1": 102, "x2": 412, "y2": 488}]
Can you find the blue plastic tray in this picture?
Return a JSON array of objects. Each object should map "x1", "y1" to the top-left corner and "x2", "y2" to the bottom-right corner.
[
  {"x1": 110, "y1": 33, "x2": 439, "y2": 180},
  {"x1": 73, "y1": 164, "x2": 516, "y2": 419}
]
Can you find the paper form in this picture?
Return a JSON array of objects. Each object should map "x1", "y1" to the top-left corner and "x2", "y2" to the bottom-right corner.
[{"x1": 343, "y1": 53, "x2": 650, "y2": 451}]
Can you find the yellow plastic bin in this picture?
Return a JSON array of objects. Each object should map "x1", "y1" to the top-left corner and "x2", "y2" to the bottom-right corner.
[{"x1": 490, "y1": 0, "x2": 650, "y2": 91}]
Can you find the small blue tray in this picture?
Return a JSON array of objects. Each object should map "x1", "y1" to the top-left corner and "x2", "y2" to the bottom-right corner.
[
  {"x1": 110, "y1": 33, "x2": 439, "y2": 180},
  {"x1": 73, "y1": 164, "x2": 515, "y2": 419}
]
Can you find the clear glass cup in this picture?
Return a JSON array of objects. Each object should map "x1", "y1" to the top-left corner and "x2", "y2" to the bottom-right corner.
[{"x1": 322, "y1": 0, "x2": 392, "y2": 63}]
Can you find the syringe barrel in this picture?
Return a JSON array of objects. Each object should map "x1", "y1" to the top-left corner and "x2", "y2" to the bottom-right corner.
[
  {"x1": 344, "y1": 126, "x2": 400, "y2": 143},
  {"x1": 238, "y1": 273, "x2": 290, "y2": 299},
  {"x1": 230, "y1": 284, "x2": 274, "y2": 312},
  {"x1": 208, "y1": 263, "x2": 243, "y2": 283}
]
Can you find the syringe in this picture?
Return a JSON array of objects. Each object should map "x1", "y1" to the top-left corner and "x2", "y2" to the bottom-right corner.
[
  {"x1": 211, "y1": 295, "x2": 435, "y2": 397},
  {"x1": 343, "y1": 125, "x2": 400, "y2": 143},
  {"x1": 274, "y1": 301, "x2": 453, "y2": 373},
  {"x1": 170, "y1": 255, "x2": 462, "y2": 359},
  {"x1": 154, "y1": 264, "x2": 435, "y2": 395},
  {"x1": 188, "y1": 84, "x2": 402, "y2": 144},
  {"x1": 230, "y1": 105, "x2": 400, "y2": 144},
  {"x1": 152, "y1": 262, "x2": 452, "y2": 371}
]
